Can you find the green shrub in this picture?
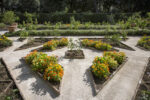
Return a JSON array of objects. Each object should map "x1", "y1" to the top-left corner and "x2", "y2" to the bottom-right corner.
[
  {"x1": 81, "y1": 39, "x2": 112, "y2": 51},
  {"x1": 20, "y1": 31, "x2": 29, "y2": 38},
  {"x1": 104, "y1": 56, "x2": 118, "y2": 69},
  {"x1": 91, "y1": 63, "x2": 110, "y2": 79},
  {"x1": 103, "y1": 51, "x2": 126, "y2": 64},
  {"x1": 0, "y1": 23, "x2": 6, "y2": 29},
  {"x1": 137, "y1": 36, "x2": 150, "y2": 50},
  {"x1": 5, "y1": 29, "x2": 150, "y2": 37},
  {"x1": 0, "y1": 35, "x2": 12, "y2": 47},
  {"x1": 32, "y1": 54, "x2": 57, "y2": 73},
  {"x1": 2, "y1": 11, "x2": 19, "y2": 25}
]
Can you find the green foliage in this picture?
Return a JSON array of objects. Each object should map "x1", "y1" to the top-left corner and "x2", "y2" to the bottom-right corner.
[
  {"x1": 0, "y1": 35, "x2": 12, "y2": 47},
  {"x1": 138, "y1": 36, "x2": 150, "y2": 50},
  {"x1": 5, "y1": 29, "x2": 150, "y2": 37},
  {"x1": 24, "y1": 12, "x2": 33, "y2": 24},
  {"x1": 110, "y1": 34, "x2": 122, "y2": 45},
  {"x1": 19, "y1": 31, "x2": 29, "y2": 38},
  {"x1": 0, "y1": 23, "x2": 6, "y2": 29},
  {"x1": 67, "y1": 38, "x2": 75, "y2": 50},
  {"x1": 103, "y1": 51, "x2": 126, "y2": 64},
  {"x1": 81, "y1": 39, "x2": 112, "y2": 51},
  {"x1": 2, "y1": 11, "x2": 19, "y2": 25}
]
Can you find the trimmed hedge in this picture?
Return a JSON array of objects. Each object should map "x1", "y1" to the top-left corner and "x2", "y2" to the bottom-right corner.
[
  {"x1": 16, "y1": 12, "x2": 133, "y2": 24},
  {"x1": 36, "y1": 25, "x2": 121, "y2": 30},
  {"x1": 5, "y1": 29, "x2": 150, "y2": 37}
]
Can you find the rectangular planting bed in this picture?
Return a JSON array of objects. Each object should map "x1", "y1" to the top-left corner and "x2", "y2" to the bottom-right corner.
[
  {"x1": 0, "y1": 58, "x2": 23, "y2": 100},
  {"x1": 64, "y1": 50, "x2": 85, "y2": 59},
  {"x1": 88, "y1": 57, "x2": 128, "y2": 95}
]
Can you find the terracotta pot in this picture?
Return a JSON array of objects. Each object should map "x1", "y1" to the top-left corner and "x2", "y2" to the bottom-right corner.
[
  {"x1": 8, "y1": 26, "x2": 16, "y2": 32},
  {"x1": 11, "y1": 23, "x2": 18, "y2": 28}
]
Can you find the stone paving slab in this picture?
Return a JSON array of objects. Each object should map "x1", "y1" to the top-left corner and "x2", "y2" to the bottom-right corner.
[{"x1": 0, "y1": 36, "x2": 150, "y2": 100}]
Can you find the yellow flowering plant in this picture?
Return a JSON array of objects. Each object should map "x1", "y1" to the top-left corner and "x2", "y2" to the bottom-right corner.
[
  {"x1": 137, "y1": 36, "x2": 150, "y2": 50},
  {"x1": 91, "y1": 63, "x2": 110, "y2": 79},
  {"x1": 32, "y1": 54, "x2": 58, "y2": 73},
  {"x1": 58, "y1": 38, "x2": 69, "y2": 46},
  {"x1": 103, "y1": 51, "x2": 126, "y2": 64},
  {"x1": 81, "y1": 39, "x2": 112, "y2": 50},
  {"x1": 44, "y1": 63, "x2": 64, "y2": 82},
  {"x1": 43, "y1": 38, "x2": 68, "y2": 50},
  {"x1": 43, "y1": 40, "x2": 58, "y2": 50},
  {"x1": 0, "y1": 35, "x2": 12, "y2": 47},
  {"x1": 25, "y1": 51, "x2": 64, "y2": 82}
]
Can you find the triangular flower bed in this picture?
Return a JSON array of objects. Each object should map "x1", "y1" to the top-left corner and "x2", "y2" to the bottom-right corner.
[
  {"x1": 21, "y1": 58, "x2": 62, "y2": 95},
  {"x1": 80, "y1": 38, "x2": 135, "y2": 51},
  {"x1": 15, "y1": 38, "x2": 61, "y2": 51},
  {"x1": 89, "y1": 57, "x2": 128, "y2": 95}
]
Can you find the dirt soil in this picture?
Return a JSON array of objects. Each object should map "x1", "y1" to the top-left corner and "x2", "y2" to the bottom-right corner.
[
  {"x1": 0, "y1": 59, "x2": 23, "y2": 100},
  {"x1": 135, "y1": 58, "x2": 150, "y2": 100}
]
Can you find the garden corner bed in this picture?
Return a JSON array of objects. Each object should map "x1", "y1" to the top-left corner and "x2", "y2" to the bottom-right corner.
[
  {"x1": 22, "y1": 51, "x2": 64, "y2": 95},
  {"x1": 80, "y1": 38, "x2": 135, "y2": 51},
  {"x1": 0, "y1": 58, "x2": 22, "y2": 100},
  {"x1": 87, "y1": 51, "x2": 128, "y2": 95},
  {"x1": 136, "y1": 36, "x2": 150, "y2": 51},
  {"x1": 134, "y1": 57, "x2": 150, "y2": 100},
  {"x1": 15, "y1": 38, "x2": 62, "y2": 51}
]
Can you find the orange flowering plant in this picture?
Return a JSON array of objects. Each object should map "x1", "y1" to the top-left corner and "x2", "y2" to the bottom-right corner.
[
  {"x1": 43, "y1": 40, "x2": 58, "y2": 50},
  {"x1": 58, "y1": 38, "x2": 69, "y2": 46},
  {"x1": 25, "y1": 51, "x2": 64, "y2": 82},
  {"x1": 44, "y1": 63, "x2": 64, "y2": 82},
  {"x1": 43, "y1": 38, "x2": 68, "y2": 50},
  {"x1": 25, "y1": 50, "x2": 39, "y2": 64},
  {"x1": 103, "y1": 51, "x2": 126, "y2": 64},
  {"x1": 32, "y1": 54, "x2": 58, "y2": 73},
  {"x1": 81, "y1": 39, "x2": 112, "y2": 50},
  {"x1": 91, "y1": 62, "x2": 110, "y2": 79}
]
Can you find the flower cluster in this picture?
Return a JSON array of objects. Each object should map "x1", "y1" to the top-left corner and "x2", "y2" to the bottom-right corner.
[
  {"x1": 91, "y1": 51, "x2": 126, "y2": 79},
  {"x1": 25, "y1": 51, "x2": 64, "y2": 82},
  {"x1": 43, "y1": 40, "x2": 58, "y2": 50},
  {"x1": 137, "y1": 36, "x2": 150, "y2": 50},
  {"x1": 58, "y1": 38, "x2": 69, "y2": 46},
  {"x1": 103, "y1": 51, "x2": 126, "y2": 64},
  {"x1": 43, "y1": 38, "x2": 68, "y2": 50},
  {"x1": 44, "y1": 63, "x2": 64, "y2": 81},
  {"x1": 0, "y1": 35, "x2": 12, "y2": 47},
  {"x1": 81, "y1": 39, "x2": 112, "y2": 51}
]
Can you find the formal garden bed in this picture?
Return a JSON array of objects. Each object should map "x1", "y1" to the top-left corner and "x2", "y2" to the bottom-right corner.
[
  {"x1": 88, "y1": 51, "x2": 127, "y2": 95},
  {"x1": 15, "y1": 37, "x2": 64, "y2": 51},
  {"x1": 0, "y1": 35, "x2": 12, "y2": 52},
  {"x1": 23, "y1": 51, "x2": 64, "y2": 95},
  {"x1": 0, "y1": 7, "x2": 150, "y2": 100},
  {"x1": 136, "y1": 36, "x2": 150, "y2": 51},
  {"x1": 0, "y1": 58, "x2": 22, "y2": 100},
  {"x1": 80, "y1": 36, "x2": 135, "y2": 51},
  {"x1": 32, "y1": 38, "x2": 68, "y2": 52},
  {"x1": 134, "y1": 58, "x2": 150, "y2": 100}
]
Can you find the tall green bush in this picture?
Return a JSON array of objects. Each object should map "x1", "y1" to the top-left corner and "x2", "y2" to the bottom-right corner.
[{"x1": 2, "y1": 11, "x2": 19, "y2": 25}]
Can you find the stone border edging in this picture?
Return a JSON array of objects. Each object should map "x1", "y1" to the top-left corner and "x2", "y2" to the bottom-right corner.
[
  {"x1": 131, "y1": 57, "x2": 150, "y2": 100},
  {"x1": 88, "y1": 57, "x2": 128, "y2": 96}
]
